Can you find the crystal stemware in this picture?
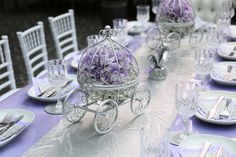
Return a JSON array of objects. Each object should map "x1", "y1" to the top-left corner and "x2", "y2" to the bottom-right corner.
[
  {"x1": 171, "y1": 81, "x2": 199, "y2": 145},
  {"x1": 152, "y1": 0, "x2": 160, "y2": 15},
  {"x1": 113, "y1": 18, "x2": 128, "y2": 41},
  {"x1": 87, "y1": 35, "x2": 101, "y2": 47},
  {"x1": 140, "y1": 123, "x2": 171, "y2": 157},
  {"x1": 45, "y1": 59, "x2": 67, "y2": 115},
  {"x1": 194, "y1": 49, "x2": 214, "y2": 90},
  {"x1": 206, "y1": 27, "x2": 224, "y2": 49},
  {"x1": 137, "y1": 5, "x2": 150, "y2": 37}
]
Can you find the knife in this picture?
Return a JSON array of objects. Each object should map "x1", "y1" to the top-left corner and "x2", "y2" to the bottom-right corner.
[
  {"x1": 39, "y1": 79, "x2": 73, "y2": 97},
  {"x1": 215, "y1": 145, "x2": 224, "y2": 157},
  {"x1": 0, "y1": 124, "x2": 25, "y2": 141},
  {"x1": 223, "y1": 65, "x2": 233, "y2": 81},
  {"x1": 207, "y1": 96, "x2": 224, "y2": 119},
  {"x1": 0, "y1": 115, "x2": 24, "y2": 135},
  {"x1": 200, "y1": 141, "x2": 211, "y2": 157}
]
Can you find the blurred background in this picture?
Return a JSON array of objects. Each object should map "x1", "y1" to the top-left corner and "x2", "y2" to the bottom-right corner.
[{"x1": 0, "y1": 0, "x2": 235, "y2": 87}]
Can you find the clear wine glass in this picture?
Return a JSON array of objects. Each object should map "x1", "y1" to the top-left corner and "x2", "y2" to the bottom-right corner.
[
  {"x1": 137, "y1": 5, "x2": 150, "y2": 37},
  {"x1": 87, "y1": 35, "x2": 101, "y2": 47},
  {"x1": 194, "y1": 49, "x2": 214, "y2": 90},
  {"x1": 152, "y1": 0, "x2": 160, "y2": 15},
  {"x1": 206, "y1": 26, "x2": 224, "y2": 49},
  {"x1": 45, "y1": 59, "x2": 67, "y2": 115},
  {"x1": 140, "y1": 123, "x2": 171, "y2": 157},
  {"x1": 171, "y1": 81, "x2": 199, "y2": 145},
  {"x1": 113, "y1": 18, "x2": 128, "y2": 41}
]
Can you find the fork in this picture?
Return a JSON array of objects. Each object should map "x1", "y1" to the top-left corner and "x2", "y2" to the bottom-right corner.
[
  {"x1": 219, "y1": 98, "x2": 232, "y2": 120},
  {"x1": 0, "y1": 113, "x2": 13, "y2": 127},
  {"x1": 0, "y1": 124, "x2": 25, "y2": 141},
  {"x1": 0, "y1": 115, "x2": 24, "y2": 134}
]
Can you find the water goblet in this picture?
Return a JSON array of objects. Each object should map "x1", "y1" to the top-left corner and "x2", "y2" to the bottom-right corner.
[
  {"x1": 152, "y1": 0, "x2": 160, "y2": 15},
  {"x1": 194, "y1": 49, "x2": 214, "y2": 90},
  {"x1": 140, "y1": 124, "x2": 171, "y2": 157},
  {"x1": 87, "y1": 35, "x2": 101, "y2": 47},
  {"x1": 45, "y1": 59, "x2": 67, "y2": 115},
  {"x1": 171, "y1": 81, "x2": 199, "y2": 145},
  {"x1": 206, "y1": 27, "x2": 224, "y2": 49},
  {"x1": 113, "y1": 18, "x2": 128, "y2": 41},
  {"x1": 136, "y1": 5, "x2": 150, "y2": 37}
]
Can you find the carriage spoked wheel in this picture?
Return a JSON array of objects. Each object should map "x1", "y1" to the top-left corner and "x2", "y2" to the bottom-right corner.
[
  {"x1": 130, "y1": 83, "x2": 151, "y2": 116},
  {"x1": 94, "y1": 99, "x2": 118, "y2": 134},
  {"x1": 63, "y1": 89, "x2": 87, "y2": 123}
]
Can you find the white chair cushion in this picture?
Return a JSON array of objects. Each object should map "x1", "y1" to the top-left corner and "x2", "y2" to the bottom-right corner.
[{"x1": 190, "y1": 0, "x2": 226, "y2": 23}]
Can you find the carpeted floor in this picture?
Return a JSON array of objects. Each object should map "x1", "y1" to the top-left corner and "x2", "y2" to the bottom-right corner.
[{"x1": 0, "y1": 11, "x2": 102, "y2": 87}]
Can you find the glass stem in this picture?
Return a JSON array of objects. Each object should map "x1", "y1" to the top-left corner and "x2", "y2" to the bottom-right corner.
[
  {"x1": 182, "y1": 116, "x2": 190, "y2": 135},
  {"x1": 55, "y1": 87, "x2": 62, "y2": 108},
  {"x1": 199, "y1": 74, "x2": 206, "y2": 91}
]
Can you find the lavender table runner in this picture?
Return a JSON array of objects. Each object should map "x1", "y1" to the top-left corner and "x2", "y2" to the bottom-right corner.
[
  {"x1": 0, "y1": 85, "x2": 62, "y2": 157},
  {"x1": 170, "y1": 50, "x2": 236, "y2": 137},
  {"x1": 0, "y1": 37, "x2": 144, "y2": 157}
]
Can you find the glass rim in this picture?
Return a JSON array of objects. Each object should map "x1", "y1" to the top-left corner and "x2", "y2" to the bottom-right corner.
[
  {"x1": 136, "y1": 5, "x2": 150, "y2": 9},
  {"x1": 112, "y1": 18, "x2": 128, "y2": 23},
  {"x1": 48, "y1": 59, "x2": 65, "y2": 65}
]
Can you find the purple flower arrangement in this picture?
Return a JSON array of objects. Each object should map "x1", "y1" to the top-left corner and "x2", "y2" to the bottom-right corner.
[
  {"x1": 78, "y1": 44, "x2": 139, "y2": 86},
  {"x1": 159, "y1": 0, "x2": 195, "y2": 23}
]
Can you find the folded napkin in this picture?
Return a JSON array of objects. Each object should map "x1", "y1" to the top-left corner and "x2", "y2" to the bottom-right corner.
[
  {"x1": 197, "y1": 98, "x2": 236, "y2": 120},
  {"x1": 32, "y1": 78, "x2": 49, "y2": 96},
  {"x1": 171, "y1": 144, "x2": 236, "y2": 157}
]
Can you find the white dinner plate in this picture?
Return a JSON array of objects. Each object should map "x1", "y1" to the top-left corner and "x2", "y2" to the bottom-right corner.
[
  {"x1": 210, "y1": 62, "x2": 236, "y2": 86},
  {"x1": 179, "y1": 134, "x2": 236, "y2": 156},
  {"x1": 112, "y1": 35, "x2": 134, "y2": 46},
  {"x1": 127, "y1": 21, "x2": 154, "y2": 35},
  {"x1": 27, "y1": 75, "x2": 77, "y2": 102},
  {"x1": 195, "y1": 90, "x2": 236, "y2": 125},
  {"x1": 0, "y1": 109, "x2": 35, "y2": 147},
  {"x1": 218, "y1": 42, "x2": 236, "y2": 60}
]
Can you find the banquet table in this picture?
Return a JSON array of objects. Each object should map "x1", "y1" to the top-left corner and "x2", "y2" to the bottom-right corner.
[{"x1": 0, "y1": 32, "x2": 236, "y2": 156}]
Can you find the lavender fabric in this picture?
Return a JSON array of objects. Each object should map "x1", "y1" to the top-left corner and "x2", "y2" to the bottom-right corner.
[
  {"x1": 0, "y1": 37, "x2": 144, "y2": 156},
  {"x1": 170, "y1": 49, "x2": 236, "y2": 155}
]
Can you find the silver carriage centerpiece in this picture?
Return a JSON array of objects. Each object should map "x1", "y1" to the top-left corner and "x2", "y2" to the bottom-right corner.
[
  {"x1": 63, "y1": 26, "x2": 151, "y2": 134},
  {"x1": 158, "y1": 0, "x2": 195, "y2": 37}
]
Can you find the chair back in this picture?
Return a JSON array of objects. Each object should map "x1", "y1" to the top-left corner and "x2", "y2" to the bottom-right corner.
[
  {"x1": 48, "y1": 9, "x2": 78, "y2": 59},
  {"x1": 190, "y1": 0, "x2": 226, "y2": 23},
  {"x1": 17, "y1": 22, "x2": 48, "y2": 82},
  {"x1": 0, "y1": 36, "x2": 16, "y2": 92}
]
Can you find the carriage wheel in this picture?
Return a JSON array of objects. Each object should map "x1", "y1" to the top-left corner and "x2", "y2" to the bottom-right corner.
[
  {"x1": 131, "y1": 83, "x2": 151, "y2": 115},
  {"x1": 63, "y1": 89, "x2": 87, "y2": 123},
  {"x1": 94, "y1": 99, "x2": 118, "y2": 134},
  {"x1": 164, "y1": 32, "x2": 181, "y2": 52}
]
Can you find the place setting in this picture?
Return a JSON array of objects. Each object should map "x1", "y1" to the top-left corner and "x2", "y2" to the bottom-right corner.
[
  {"x1": 0, "y1": 109, "x2": 34, "y2": 147},
  {"x1": 27, "y1": 59, "x2": 78, "y2": 115}
]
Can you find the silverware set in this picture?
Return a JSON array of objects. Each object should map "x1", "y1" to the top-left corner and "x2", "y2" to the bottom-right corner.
[
  {"x1": 199, "y1": 141, "x2": 224, "y2": 157},
  {"x1": 0, "y1": 113, "x2": 24, "y2": 141},
  {"x1": 36, "y1": 79, "x2": 73, "y2": 98},
  {"x1": 198, "y1": 96, "x2": 234, "y2": 120}
]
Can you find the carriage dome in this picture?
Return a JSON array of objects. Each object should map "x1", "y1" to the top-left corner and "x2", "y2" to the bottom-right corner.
[{"x1": 77, "y1": 25, "x2": 139, "y2": 87}]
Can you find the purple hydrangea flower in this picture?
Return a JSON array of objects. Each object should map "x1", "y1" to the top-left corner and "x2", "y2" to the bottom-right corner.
[{"x1": 159, "y1": 0, "x2": 194, "y2": 23}]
